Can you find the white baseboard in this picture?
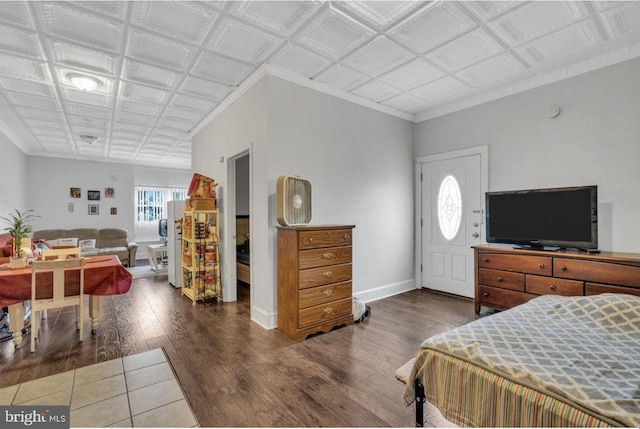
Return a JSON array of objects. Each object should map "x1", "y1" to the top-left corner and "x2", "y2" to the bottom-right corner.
[
  {"x1": 251, "y1": 305, "x2": 277, "y2": 330},
  {"x1": 354, "y1": 279, "x2": 417, "y2": 303}
]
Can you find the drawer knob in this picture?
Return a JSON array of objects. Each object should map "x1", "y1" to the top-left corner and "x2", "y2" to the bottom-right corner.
[
  {"x1": 322, "y1": 252, "x2": 334, "y2": 260},
  {"x1": 538, "y1": 263, "x2": 545, "y2": 269},
  {"x1": 497, "y1": 277, "x2": 503, "y2": 282},
  {"x1": 483, "y1": 292, "x2": 489, "y2": 298},
  {"x1": 323, "y1": 289, "x2": 333, "y2": 297},
  {"x1": 344, "y1": 234, "x2": 350, "y2": 240},
  {"x1": 560, "y1": 266, "x2": 567, "y2": 271},
  {"x1": 323, "y1": 271, "x2": 333, "y2": 278},
  {"x1": 323, "y1": 307, "x2": 333, "y2": 315},
  {"x1": 308, "y1": 237, "x2": 313, "y2": 242},
  {"x1": 483, "y1": 258, "x2": 489, "y2": 263},
  {"x1": 549, "y1": 285, "x2": 557, "y2": 291}
]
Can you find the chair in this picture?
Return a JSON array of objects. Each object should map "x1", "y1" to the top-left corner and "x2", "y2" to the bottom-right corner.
[
  {"x1": 41, "y1": 247, "x2": 82, "y2": 260},
  {"x1": 30, "y1": 257, "x2": 84, "y2": 352}
]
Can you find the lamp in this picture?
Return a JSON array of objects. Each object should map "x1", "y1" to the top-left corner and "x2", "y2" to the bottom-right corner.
[{"x1": 67, "y1": 73, "x2": 102, "y2": 92}]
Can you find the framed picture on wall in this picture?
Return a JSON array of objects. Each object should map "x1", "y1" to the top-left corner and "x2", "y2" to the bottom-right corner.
[
  {"x1": 110, "y1": 207, "x2": 117, "y2": 215},
  {"x1": 105, "y1": 187, "x2": 114, "y2": 198},
  {"x1": 88, "y1": 204, "x2": 99, "y2": 215},
  {"x1": 88, "y1": 190, "x2": 100, "y2": 200},
  {"x1": 70, "y1": 187, "x2": 81, "y2": 198}
]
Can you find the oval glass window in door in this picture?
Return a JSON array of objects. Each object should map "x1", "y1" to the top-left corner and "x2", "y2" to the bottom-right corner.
[{"x1": 437, "y1": 174, "x2": 462, "y2": 241}]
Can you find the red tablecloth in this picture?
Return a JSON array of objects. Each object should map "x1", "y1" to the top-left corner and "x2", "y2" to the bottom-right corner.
[{"x1": 0, "y1": 255, "x2": 132, "y2": 307}]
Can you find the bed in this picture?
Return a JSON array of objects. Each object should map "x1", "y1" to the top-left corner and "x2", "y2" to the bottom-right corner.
[{"x1": 402, "y1": 293, "x2": 640, "y2": 427}]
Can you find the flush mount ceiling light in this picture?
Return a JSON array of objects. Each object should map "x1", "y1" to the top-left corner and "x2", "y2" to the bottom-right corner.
[
  {"x1": 80, "y1": 134, "x2": 99, "y2": 144},
  {"x1": 67, "y1": 73, "x2": 102, "y2": 91}
]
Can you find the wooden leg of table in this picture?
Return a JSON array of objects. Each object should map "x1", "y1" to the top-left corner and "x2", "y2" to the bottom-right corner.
[
  {"x1": 90, "y1": 295, "x2": 99, "y2": 333},
  {"x1": 8, "y1": 303, "x2": 25, "y2": 348}
]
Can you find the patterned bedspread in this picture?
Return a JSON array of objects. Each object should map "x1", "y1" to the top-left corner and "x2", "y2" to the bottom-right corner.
[{"x1": 403, "y1": 293, "x2": 640, "y2": 427}]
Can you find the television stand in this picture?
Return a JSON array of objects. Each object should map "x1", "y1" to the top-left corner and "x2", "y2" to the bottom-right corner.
[{"x1": 512, "y1": 244, "x2": 562, "y2": 252}]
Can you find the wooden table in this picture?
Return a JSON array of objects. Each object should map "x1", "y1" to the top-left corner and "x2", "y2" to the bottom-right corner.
[{"x1": 0, "y1": 255, "x2": 132, "y2": 347}]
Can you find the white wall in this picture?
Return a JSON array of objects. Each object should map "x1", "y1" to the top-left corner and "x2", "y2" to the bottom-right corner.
[
  {"x1": 192, "y1": 75, "x2": 414, "y2": 329},
  {"x1": 0, "y1": 133, "x2": 28, "y2": 224},
  {"x1": 414, "y1": 57, "x2": 640, "y2": 253}
]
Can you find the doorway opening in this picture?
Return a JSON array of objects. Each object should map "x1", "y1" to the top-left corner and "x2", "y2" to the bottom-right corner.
[{"x1": 234, "y1": 153, "x2": 251, "y2": 307}]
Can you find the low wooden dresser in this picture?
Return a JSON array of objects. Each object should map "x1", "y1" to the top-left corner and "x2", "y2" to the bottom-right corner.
[
  {"x1": 277, "y1": 225, "x2": 355, "y2": 342},
  {"x1": 474, "y1": 244, "x2": 640, "y2": 313}
]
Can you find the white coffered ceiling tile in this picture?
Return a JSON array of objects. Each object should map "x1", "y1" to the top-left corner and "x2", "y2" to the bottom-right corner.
[
  {"x1": 412, "y1": 76, "x2": 470, "y2": 103},
  {"x1": 458, "y1": 52, "x2": 527, "y2": 87},
  {"x1": 312, "y1": 63, "x2": 371, "y2": 91},
  {"x1": 28, "y1": 121, "x2": 67, "y2": 133},
  {"x1": 0, "y1": 25, "x2": 42, "y2": 59},
  {"x1": 350, "y1": 79, "x2": 401, "y2": 102},
  {"x1": 379, "y1": 58, "x2": 445, "y2": 90},
  {"x1": 5, "y1": 92, "x2": 59, "y2": 111},
  {"x1": 61, "y1": 87, "x2": 111, "y2": 107},
  {"x1": 0, "y1": 54, "x2": 49, "y2": 81},
  {"x1": 518, "y1": 19, "x2": 604, "y2": 65},
  {"x1": 157, "y1": 118, "x2": 192, "y2": 132},
  {"x1": 112, "y1": 130, "x2": 145, "y2": 141},
  {"x1": 113, "y1": 122, "x2": 150, "y2": 135},
  {"x1": 293, "y1": 4, "x2": 376, "y2": 60},
  {"x1": 0, "y1": 77, "x2": 54, "y2": 98},
  {"x1": 228, "y1": 1, "x2": 320, "y2": 36},
  {"x1": 382, "y1": 92, "x2": 428, "y2": 113},
  {"x1": 68, "y1": 1, "x2": 129, "y2": 20},
  {"x1": 207, "y1": 17, "x2": 283, "y2": 64},
  {"x1": 600, "y1": 2, "x2": 640, "y2": 38},
  {"x1": 117, "y1": 98, "x2": 160, "y2": 116},
  {"x1": 336, "y1": 1, "x2": 425, "y2": 30},
  {"x1": 49, "y1": 40, "x2": 117, "y2": 76},
  {"x1": 269, "y1": 44, "x2": 331, "y2": 77},
  {"x1": 123, "y1": 60, "x2": 179, "y2": 89},
  {"x1": 389, "y1": 2, "x2": 476, "y2": 54},
  {"x1": 461, "y1": 1, "x2": 526, "y2": 21},
  {"x1": 170, "y1": 94, "x2": 217, "y2": 114},
  {"x1": 131, "y1": 1, "x2": 218, "y2": 45},
  {"x1": 149, "y1": 128, "x2": 185, "y2": 140},
  {"x1": 66, "y1": 103, "x2": 110, "y2": 119},
  {"x1": 109, "y1": 148, "x2": 137, "y2": 159},
  {"x1": 67, "y1": 115, "x2": 109, "y2": 129},
  {"x1": 191, "y1": 51, "x2": 252, "y2": 85},
  {"x1": 164, "y1": 106, "x2": 206, "y2": 123},
  {"x1": 427, "y1": 28, "x2": 506, "y2": 71},
  {"x1": 35, "y1": 2, "x2": 123, "y2": 52},
  {"x1": 180, "y1": 76, "x2": 232, "y2": 101},
  {"x1": 489, "y1": 1, "x2": 591, "y2": 46},
  {"x1": 127, "y1": 29, "x2": 196, "y2": 71},
  {"x1": 343, "y1": 36, "x2": 416, "y2": 76},
  {"x1": 120, "y1": 81, "x2": 169, "y2": 104},
  {"x1": 77, "y1": 144, "x2": 105, "y2": 156},
  {"x1": 15, "y1": 106, "x2": 63, "y2": 122},
  {"x1": 0, "y1": 1, "x2": 34, "y2": 29}
]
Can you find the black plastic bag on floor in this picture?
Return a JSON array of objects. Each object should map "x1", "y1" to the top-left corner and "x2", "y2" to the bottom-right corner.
[{"x1": 352, "y1": 297, "x2": 371, "y2": 323}]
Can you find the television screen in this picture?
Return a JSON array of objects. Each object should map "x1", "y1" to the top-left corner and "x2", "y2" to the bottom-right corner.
[
  {"x1": 486, "y1": 185, "x2": 597, "y2": 250},
  {"x1": 158, "y1": 218, "x2": 168, "y2": 238}
]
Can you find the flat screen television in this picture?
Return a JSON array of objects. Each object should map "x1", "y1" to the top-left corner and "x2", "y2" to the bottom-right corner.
[{"x1": 486, "y1": 185, "x2": 598, "y2": 250}]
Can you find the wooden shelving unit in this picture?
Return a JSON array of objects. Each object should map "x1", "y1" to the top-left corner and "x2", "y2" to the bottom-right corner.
[{"x1": 181, "y1": 208, "x2": 221, "y2": 304}]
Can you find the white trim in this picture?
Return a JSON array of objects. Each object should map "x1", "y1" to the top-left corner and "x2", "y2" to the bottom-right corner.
[
  {"x1": 355, "y1": 279, "x2": 416, "y2": 304},
  {"x1": 415, "y1": 145, "x2": 489, "y2": 290},
  {"x1": 415, "y1": 41, "x2": 640, "y2": 123},
  {"x1": 251, "y1": 305, "x2": 276, "y2": 330},
  {"x1": 0, "y1": 117, "x2": 29, "y2": 154}
]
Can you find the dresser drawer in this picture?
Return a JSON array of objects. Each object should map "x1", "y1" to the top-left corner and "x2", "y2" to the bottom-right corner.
[
  {"x1": 298, "y1": 297, "x2": 352, "y2": 329},
  {"x1": 299, "y1": 282, "x2": 352, "y2": 309},
  {"x1": 526, "y1": 275, "x2": 584, "y2": 296},
  {"x1": 554, "y1": 258, "x2": 640, "y2": 288},
  {"x1": 299, "y1": 264, "x2": 352, "y2": 289},
  {"x1": 479, "y1": 268, "x2": 524, "y2": 291},
  {"x1": 478, "y1": 285, "x2": 536, "y2": 310},
  {"x1": 478, "y1": 253, "x2": 552, "y2": 275},
  {"x1": 299, "y1": 246, "x2": 352, "y2": 270},
  {"x1": 585, "y1": 282, "x2": 640, "y2": 297},
  {"x1": 298, "y1": 229, "x2": 353, "y2": 250}
]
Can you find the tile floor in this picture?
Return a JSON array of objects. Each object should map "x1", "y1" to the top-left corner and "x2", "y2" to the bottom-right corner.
[{"x1": 0, "y1": 348, "x2": 199, "y2": 428}]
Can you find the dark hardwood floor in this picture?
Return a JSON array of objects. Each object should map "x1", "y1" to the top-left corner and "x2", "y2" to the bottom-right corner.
[{"x1": 0, "y1": 276, "x2": 478, "y2": 427}]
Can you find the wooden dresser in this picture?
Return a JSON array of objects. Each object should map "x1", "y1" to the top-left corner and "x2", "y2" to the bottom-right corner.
[
  {"x1": 277, "y1": 225, "x2": 355, "y2": 342},
  {"x1": 474, "y1": 245, "x2": 640, "y2": 314}
]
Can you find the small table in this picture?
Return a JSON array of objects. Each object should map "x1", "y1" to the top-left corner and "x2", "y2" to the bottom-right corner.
[{"x1": 147, "y1": 244, "x2": 168, "y2": 273}]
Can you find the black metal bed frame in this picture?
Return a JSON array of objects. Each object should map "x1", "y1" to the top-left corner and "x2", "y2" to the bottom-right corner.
[{"x1": 414, "y1": 378, "x2": 425, "y2": 427}]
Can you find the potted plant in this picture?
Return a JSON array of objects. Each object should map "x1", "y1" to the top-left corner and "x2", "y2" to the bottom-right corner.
[{"x1": 1, "y1": 209, "x2": 38, "y2": 268}]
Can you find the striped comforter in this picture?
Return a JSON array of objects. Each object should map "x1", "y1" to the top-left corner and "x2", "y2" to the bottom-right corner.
[{"x1": 402, "y1": 294, "x2": 640, "y2": 427}]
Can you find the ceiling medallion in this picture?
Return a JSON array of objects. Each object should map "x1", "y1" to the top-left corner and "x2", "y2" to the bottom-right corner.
[{"x1": 67, "y1": 73, "x2": 102, "y2": 92}]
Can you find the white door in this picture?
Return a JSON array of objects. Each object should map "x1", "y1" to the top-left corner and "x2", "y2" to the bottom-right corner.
[{"x1": 419, "y1": 151, "x2": 485, "y2": 298}]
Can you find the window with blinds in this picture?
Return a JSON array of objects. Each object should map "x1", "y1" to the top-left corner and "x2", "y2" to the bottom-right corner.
[{"x1": 134, "y1": 186, "x2": 187, "y2": 241}]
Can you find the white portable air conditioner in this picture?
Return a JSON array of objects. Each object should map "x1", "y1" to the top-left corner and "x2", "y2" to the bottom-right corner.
[{"x1": 277, "y1": 175, "x2": 312, "y2": 226}]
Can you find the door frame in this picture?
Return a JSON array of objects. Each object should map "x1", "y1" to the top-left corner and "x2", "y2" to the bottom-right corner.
[{"x1": 415, "y1": 145, "x2": 489, "y2": 290}]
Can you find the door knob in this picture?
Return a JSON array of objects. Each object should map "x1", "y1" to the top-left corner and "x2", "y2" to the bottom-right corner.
[{"x1": 472, "y1": 232, "x2": 480, "y2": 238}]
